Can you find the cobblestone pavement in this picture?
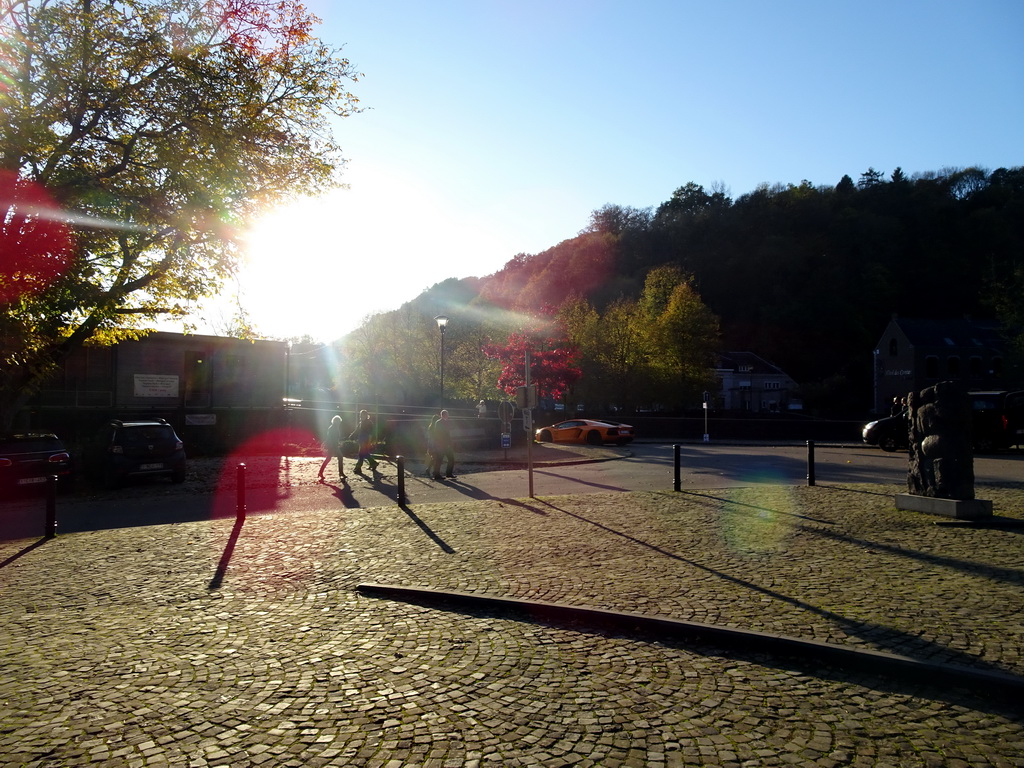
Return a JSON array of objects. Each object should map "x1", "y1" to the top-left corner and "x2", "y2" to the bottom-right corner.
[{"x1": 1, "y1": 464, "x2": 1023, "y2": 766}]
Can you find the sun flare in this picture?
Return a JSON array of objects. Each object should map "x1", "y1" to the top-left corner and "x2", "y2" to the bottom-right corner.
[{"x1": 221, "y1": 160, "x2": 526, "y2": 343}]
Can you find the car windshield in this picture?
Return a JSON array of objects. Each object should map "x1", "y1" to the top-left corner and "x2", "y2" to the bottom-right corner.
[
  {"x1": 118, "y1": 426, "x2": 174, "y2": 445},
  {"x1": 971, "y1": 397, "x2": 1001, "y2": 410}
]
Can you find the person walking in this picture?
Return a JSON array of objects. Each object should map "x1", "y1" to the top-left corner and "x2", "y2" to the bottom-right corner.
[
  {"x1": 423, "y1": 414, "x2": 438, "y2": 477},
  {"x1": 318, "y1": 414, "x2": 346, "y2": 482},
  {"x1": 350, "y1": 409, "x2": 379, "y2": 474},
  {"x1": 429, "y1": 409, "x2": 456, "y2": 480}
]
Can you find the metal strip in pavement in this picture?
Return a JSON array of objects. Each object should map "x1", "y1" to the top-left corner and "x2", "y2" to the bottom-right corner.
[{"x1": 357, "y1": 582, "x2": 1024, "y2": 698}]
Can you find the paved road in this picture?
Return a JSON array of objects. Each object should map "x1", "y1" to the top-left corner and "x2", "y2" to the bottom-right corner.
[
  {"x1": 2, "y1": 443, "x2": 1023, "y2": 766},
  {"x1": 3, "y1": 442, "x2": 1021, "y2": 541}
]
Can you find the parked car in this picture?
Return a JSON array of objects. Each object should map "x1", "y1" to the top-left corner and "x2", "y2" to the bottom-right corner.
[
  {"x1": 90, "y1": 419, "x2": 186, "y2": 488},
  {"x1": 862, "y1": 389, "x2": 1024, "y2": 453},
  {"x1": 535, "y1": 419, "x2": 634, "y2": 446},
  {"x1": 969, "y1": 389, "x2": 1024, "y2": 451},
  {"x1": 1005, "y1": 390, "x2": 1024, "y2": 448},
  {"x1": 862, "y1": 411, "x2": 908, "y2": 452},
  {"x1": 0, "y1": 432, "x2": 74, "y2": 493}
]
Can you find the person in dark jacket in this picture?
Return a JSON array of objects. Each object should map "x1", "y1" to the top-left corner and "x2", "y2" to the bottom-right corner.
[
  {"x1": 318, "y1": 414, "x2": 346, "y2": 482},
  {"x1": 351, "y1": 409, "x2": 378, "y2": 474},
  {"x1": 428, "y1": 409, "x2": 455, "y2": 479}
]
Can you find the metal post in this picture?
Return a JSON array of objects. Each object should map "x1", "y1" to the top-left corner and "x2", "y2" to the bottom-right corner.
[
  {"x1": 673, "y1": 444, "x2": 681, "y2": 492},
  {"x1": 236, "y1": 462, "x2": 247, "y2": 519},
  {"x1": 525, "y1": 349, "x2": 534, "y2": 498},
  {"x1": 806, "y1": 440, "x2": 816, "y2": 487},
  {"x1": 396, "y1": 456, "x2": 406, "y2": 505},
  {"x1": 45, "y1": 474, "x2": 57, "y2": 538}
]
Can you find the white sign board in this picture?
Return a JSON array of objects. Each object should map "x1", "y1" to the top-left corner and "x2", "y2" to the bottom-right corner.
[
  {"x1": 134, "y1": 374, "x2": 179, "y2": 398},
  {"x1": 185, "y1": 414, "x2": 217, "y2": 426}
]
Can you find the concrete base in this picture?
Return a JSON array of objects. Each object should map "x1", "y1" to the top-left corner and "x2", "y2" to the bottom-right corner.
[{"x1": 895, "y1": 493, "x2": 993, "y2": 520}]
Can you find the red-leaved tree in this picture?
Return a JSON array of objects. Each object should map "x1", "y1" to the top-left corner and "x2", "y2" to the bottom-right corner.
[{"x1": 482, "y1": 331, "x2": 582, "y2": 401}]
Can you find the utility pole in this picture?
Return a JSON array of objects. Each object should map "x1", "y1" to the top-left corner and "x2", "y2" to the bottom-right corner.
[{"x1": 525, "y1": 349, "x2": 534, "y2": 498}]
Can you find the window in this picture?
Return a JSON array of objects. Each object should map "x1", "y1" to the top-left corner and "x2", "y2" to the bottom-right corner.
[
  {"x1": 185, "y1": 351, "x2": 211, "y2": 406},
  {"x1": 947, "y1": 356, "x2": 960, "y2": 377},
  {"x1": 925, "y1": 356, "x2": 939, "y2": 379},
  {"x1": 969, "y1": 356, "x2": 983, "y2": 379},
  {"x1": 889, "y1": 338, "x2": 898, "y2": 356}
]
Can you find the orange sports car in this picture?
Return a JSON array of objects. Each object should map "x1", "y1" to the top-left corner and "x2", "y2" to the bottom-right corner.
[{"x1": 535, "y1": 419, "x2": 634, "y2": 446}]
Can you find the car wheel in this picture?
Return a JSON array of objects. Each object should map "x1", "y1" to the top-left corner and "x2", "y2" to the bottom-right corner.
[
  {"x1": 586, "y1": 430, "x2": 602, "y2": 445},
  {"x1": 880, "y1": 436, "x2": 899, "y2": 452},
  {"x1": 538, "y1": 430, "x2": 552, "y2": 442},
  {"x1": 172, "y1": 467, "x2": 186, "y2": 483},
  {"x1": 103, "y1": 469, "x2": 121, "y2": 489}
]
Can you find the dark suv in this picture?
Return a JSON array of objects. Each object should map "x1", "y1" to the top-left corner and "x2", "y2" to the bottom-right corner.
[
  {"x1": 93, "y1": 419, "x2": 187, "y2": 488},
  {"x1": 0, "y1": 432, "x2": 74, "y2": 493}
]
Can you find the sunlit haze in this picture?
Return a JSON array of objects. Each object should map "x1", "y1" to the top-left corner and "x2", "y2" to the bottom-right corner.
[{"x1": 174, "y1": 0, "x2": 1023, "y2": 343}]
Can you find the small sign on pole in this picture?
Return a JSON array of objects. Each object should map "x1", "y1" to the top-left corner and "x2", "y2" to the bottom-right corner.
[
  {"x1": 501, "y1": 433, "x2": 511, "y2": 449},
  {"x1": 703, "y1": 392, "x2": 710, "y2": 442}
]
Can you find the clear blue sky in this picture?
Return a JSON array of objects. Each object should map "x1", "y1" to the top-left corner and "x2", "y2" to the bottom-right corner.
[{"x1": 206, "y1": 0, "x2": 1023, "y2": 342}]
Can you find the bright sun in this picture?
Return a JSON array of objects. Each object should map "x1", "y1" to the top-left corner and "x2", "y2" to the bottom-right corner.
[{"x1": 230, "y1": 161, "x2": 522, "y2": 343}]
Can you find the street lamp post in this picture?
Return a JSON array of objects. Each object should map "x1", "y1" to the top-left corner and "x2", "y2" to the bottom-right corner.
[
  {"x1": 434, "y1": 315, "x2": 449, "y2": 402},
  {"x1": 285, "y1": 341, "x2": 292, "y2": 440}
]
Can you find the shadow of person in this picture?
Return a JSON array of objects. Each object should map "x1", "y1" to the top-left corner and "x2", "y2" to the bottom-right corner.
[{"x1": 323, "y1": 479, "x2": 359, "y2": 508}]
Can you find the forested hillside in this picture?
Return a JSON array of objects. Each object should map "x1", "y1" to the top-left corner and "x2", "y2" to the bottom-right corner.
[
  {"x1": 474, "y1": 166, "x2": 1024, "y2": 412},
  {"x1": 342, "y1": 166, "x2": 1023, "y2": 416}
]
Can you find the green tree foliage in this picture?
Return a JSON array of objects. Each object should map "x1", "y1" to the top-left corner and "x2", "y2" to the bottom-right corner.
[
  {"x1": 0, "y1": 0, "x2": 361, "y2": 427},
  {"x1": 641, "y1": 269, "x2": 719, "y2": 406},
  {"x1": 335, "y1": 166, "x2": 1024, "y2": 416},
  {"x1": 467, "y1": 166, "x2": 1024, "y2": 414},
  {"x1": 338, "y1": 278, "x2": 509, "y2": 406},
  {"x1": 552, "y1": 268, "x2": 719, "y2": 413},
  {"x1": 557, "y1": 293, "x2": 640, "y2": 410}
]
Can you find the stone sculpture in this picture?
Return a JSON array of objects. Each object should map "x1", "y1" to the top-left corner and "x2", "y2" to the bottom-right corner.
[{"x1": 906, "y1": 381, "x2": 974, "y2": 500}]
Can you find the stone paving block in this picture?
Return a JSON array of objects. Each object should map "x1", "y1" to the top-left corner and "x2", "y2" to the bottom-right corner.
[{"x1": 1, "y1": 483, "x2": 1023, "y2": 766}]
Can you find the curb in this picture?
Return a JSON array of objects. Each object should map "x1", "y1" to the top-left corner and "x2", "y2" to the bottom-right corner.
[{"x1": 357, "y1": 583, "x2": 1024, "y2": 699}]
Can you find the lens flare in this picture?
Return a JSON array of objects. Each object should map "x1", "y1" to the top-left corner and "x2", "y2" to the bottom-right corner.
[
  {"x1": 0, "y1": 171, "x2": 75, "y2": 305},
  {"x1": 716, "y1": 485, "x2": 795, "y2": 556}
]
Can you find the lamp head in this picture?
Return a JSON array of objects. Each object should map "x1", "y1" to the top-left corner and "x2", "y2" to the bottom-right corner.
[{"x1": 434, "y1": 315, "x2": 449, "y2": 331}]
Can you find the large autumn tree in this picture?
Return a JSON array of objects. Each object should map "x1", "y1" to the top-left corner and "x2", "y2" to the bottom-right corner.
[{"x1": 0, "y1": 0, "x2": 361, "y2": 427}]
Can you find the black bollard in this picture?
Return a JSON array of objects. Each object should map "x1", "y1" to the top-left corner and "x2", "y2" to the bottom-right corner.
[
  {"x1": 236, "y1": 462, "x2": 246, "y2": 519},
  {"x1": 396, "y1": 456, "x2": 406, "y2": 505},
  {"x1": 806, "y1": 440, "x2": 815, "y2": 487},
  {"x1": 673, "y1": 444, "x2": 681, "y2": 492},
  {"x1": 45, "y1": 474, "x2": 57, "y2": 538}
]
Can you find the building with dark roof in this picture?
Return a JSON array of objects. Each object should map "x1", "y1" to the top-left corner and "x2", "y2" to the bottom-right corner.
[{"x1": 871, "y1": 316, "x2": 1009, "y2": 414}]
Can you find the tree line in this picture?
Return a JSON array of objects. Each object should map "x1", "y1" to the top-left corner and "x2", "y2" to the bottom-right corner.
[
  {"x1": 337, "y1": 266, "x2": 720, "y2": 416},
  {"x1": 338, "y1": 166, "x2": 1024, "y2": 417}
]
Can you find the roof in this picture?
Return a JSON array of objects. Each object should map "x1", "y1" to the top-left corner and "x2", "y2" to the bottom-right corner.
[
  {"x1": 888, "y1": 318, "x2": 1006, "y2": 351},
  {"x1": 716, "y1": 352, "x2": 791, "y2": 377}
]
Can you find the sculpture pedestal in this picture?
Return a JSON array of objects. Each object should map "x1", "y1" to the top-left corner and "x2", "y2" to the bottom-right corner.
[{"x1": 895, "y1": 493, "x2": 993, "y2": 520}]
